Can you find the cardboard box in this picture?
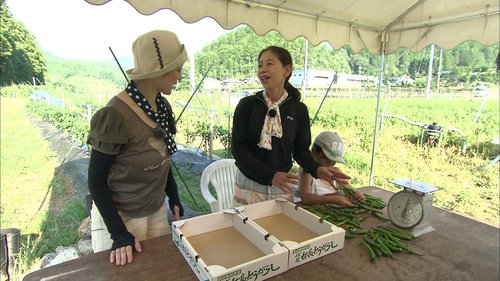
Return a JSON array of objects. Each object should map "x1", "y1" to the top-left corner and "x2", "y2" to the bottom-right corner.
[
  {"x1": 172, "y1": 210, "x2": 289, "y2": 281},
  {"x1": 235, "y1": 199, "x2": 345, "y2": 268}
]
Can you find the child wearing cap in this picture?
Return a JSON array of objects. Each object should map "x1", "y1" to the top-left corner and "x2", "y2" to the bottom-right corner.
[{"x1": 299, "y1": 131, "x2": 365, "y2": 206}]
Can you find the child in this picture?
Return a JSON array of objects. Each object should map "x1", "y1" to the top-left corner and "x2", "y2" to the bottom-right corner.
[{"x1": 299, "y1": 131, "x2": 365, "y2": 206}]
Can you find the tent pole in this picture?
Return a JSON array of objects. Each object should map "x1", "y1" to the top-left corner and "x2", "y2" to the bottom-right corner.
[
  {"x1": 369, "y1": 52, "x2": 385, "y2": 186},
  {"x1": 302, "y1": 38, "x2": 309, "y2": 94}
]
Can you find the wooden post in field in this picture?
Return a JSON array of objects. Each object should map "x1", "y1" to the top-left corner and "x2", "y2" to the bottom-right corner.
[
  {"x1": 209, "y1": 107, "x2": 214, "y2": 158},
  {"x1": 87, "y1": 105, "x2": 92, "y2": 121}
]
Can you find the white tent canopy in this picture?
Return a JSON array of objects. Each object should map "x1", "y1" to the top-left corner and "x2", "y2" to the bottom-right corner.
[{"x1": 85, "y1": 0, "x2": 499, "y2": 54}]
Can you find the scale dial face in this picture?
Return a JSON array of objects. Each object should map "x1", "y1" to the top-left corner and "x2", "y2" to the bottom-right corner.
[{"x1": 387, "y1": 190, "x2": 424, "y2": 228}]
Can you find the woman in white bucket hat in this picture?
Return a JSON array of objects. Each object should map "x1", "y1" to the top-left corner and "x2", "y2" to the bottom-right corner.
[{"x1": 87, "y1": 30, "x2": 187, "y2": 266}]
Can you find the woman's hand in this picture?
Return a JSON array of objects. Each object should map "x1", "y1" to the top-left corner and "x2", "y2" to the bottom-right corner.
[
  {"x1": 316, "y1": 166, "x2": 351, "y2": 185},
  {"x1": 272, "y1": 172, "x2": 299, "y2": 193},
  {"x1": 173, "y1": 205, "x2": 183, "y2": 221},
  {"x1": 110, "y1": 238, "x2": 142, "y2": 266}
]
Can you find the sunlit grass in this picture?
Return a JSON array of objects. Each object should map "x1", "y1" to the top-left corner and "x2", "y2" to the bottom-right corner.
[
  {"x1": 0, "y1": 96, "x2": 86, "y2": 280},
  {"x1": 0, "y1": 97, "x2": 55, "y2": 233}
]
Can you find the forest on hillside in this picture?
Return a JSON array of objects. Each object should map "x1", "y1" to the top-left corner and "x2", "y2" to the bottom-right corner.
[
  {"x1": 195, "y1": 26, "x2": 498, "y2": 86},
  {"x1": 0, "y1": 1, "x2": 46, "y2": 86}
]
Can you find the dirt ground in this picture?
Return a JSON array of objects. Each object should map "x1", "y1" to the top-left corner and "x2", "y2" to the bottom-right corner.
[{"x1": 30, "y1": 118, "x2": 89, "y2": 215}]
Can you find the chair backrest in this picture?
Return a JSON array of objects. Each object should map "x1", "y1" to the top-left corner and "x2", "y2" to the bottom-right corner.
[{"x1": 200, "y1": 159, "x2": 238, "y2": 213}]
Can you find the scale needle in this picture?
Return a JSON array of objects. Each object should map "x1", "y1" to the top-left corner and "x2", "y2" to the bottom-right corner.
[{"x1": 401, "y1": 196, "x2": 411, "y2": 218}]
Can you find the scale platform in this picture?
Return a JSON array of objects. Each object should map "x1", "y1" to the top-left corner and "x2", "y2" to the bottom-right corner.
[{"x1": 389, "y1": 178, "x2": 441, "y2": 194}]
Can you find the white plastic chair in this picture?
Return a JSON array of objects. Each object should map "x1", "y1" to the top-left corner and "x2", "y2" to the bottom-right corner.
[{"x1": 200, "y1": 159, "x2": 238, "y2": 213}]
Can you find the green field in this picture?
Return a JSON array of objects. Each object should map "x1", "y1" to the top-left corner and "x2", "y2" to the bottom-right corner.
[{"x1": 22, "y1": 85, "x2": 500, "y2": 225}]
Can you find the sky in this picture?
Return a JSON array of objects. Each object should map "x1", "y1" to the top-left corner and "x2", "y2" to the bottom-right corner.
[{"x1": 6, "y1": 0, "x2": 234, "y2": 61}]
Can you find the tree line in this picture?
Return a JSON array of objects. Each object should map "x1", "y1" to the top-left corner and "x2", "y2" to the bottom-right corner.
[{"x1": 195, "y1": 26, "x2": 498, "y2": 87}]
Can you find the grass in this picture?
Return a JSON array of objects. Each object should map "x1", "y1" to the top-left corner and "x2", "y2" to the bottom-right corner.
[
  {"x1": 0, "y1": 96, "x2": 86, "y2": 280},
  {"x1": 171, "y1": 161, "x2": 211, "y2": 215},
  {"x1": 1, "y1": 98, "x2": 55, "y2": 234},
  {"x1": 305, "y1": 96, "x2": 499, "y2": 225},
  {"x1": 22, "y1": 84, "x2": 500, "y2": 226}
]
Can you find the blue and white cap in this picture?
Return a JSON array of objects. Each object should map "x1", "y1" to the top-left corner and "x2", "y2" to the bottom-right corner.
[{"x1": 314, "y1": 131, "x2": 345, "y2": 164}]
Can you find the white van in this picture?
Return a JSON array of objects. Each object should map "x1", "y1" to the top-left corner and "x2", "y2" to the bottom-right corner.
[{"x1": 474, "y1": 85, "x2": 489, "y2": 97}]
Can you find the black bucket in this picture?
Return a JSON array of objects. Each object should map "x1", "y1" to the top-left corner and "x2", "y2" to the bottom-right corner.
[
  {"x1": 1, "y1": 234, "x2": 9, "y2": 278},
  {"x1": 0, "y1": 228, "x2": 20, "y2": 260}
]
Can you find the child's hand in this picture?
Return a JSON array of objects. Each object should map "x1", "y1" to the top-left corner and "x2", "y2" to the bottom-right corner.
[
  {"x1": 337, "y1": 196, "x2": 355, "y2": 207},
  {"x1": 352, "y1": 191, "x2": 365, "y2": 202}
]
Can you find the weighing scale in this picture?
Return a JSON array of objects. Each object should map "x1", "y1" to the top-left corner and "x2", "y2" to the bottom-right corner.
[{"x1": 386, "y1": 178, "x2": 441, "y2": 237}]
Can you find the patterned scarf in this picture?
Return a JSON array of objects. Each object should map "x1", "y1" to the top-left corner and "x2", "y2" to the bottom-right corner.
[
  {"x1": 257, "y1": 90, "x2": 288, "y2": 150},
  {"x1": 126, "y1": 81, "x2": 177, "y2": 155}
]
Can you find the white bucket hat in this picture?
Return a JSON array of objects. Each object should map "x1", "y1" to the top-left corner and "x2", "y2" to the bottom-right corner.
[
  {"x1": 126, "y1": 30, "x2": 188, "y2": 80},
  {"x1": 314, "y1": 131, "x2": 345, "y2": 164}
]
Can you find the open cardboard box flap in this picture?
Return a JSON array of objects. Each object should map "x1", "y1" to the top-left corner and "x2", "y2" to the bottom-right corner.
[
  {"x1": 172, "y1": 210, "x2": 288, "y2": 281},
  {"x1": 235, "y1": 199, "x2": 345, "y2": 268},
  {"x1": 236, "y1": 199, "x2": 341, "y2": 240}
]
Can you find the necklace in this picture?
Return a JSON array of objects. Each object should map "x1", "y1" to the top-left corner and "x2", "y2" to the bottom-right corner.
[{"x1": 125, "y1": 81, "x2": 177, "y2": 155}]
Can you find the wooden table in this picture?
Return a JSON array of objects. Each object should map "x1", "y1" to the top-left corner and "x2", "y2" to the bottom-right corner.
[{"x1": 23, "y1": 187, "x2": 499, "y2": 281}]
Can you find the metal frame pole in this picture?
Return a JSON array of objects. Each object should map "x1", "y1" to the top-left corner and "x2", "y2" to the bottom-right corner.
[{"x1": 369, "y1": 50, "x2": 386, "y2": 186}]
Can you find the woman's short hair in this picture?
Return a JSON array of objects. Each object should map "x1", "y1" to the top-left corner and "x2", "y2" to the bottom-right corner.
[{"x1": 258, "y1": 46, "x2": 301, "y2": 99}]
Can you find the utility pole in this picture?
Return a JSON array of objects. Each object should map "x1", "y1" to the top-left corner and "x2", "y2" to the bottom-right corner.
[
  {"x1": 426, "y1": 44, "x2": 435, "y2": 99},
  {"x1": 436, "y1": 48, "x2": 443, "y2": 95}
]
